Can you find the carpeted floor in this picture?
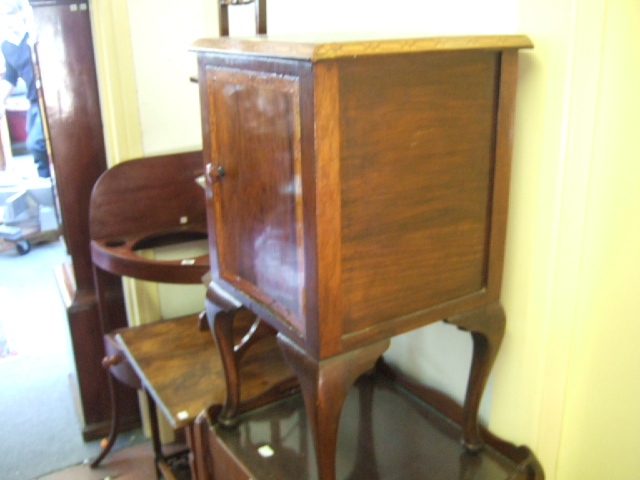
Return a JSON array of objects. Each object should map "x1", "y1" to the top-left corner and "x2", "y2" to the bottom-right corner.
[
  {"x1": 0, "y1": 317, "x2": 18, "y2": 359},
  {"x1": 0, "y1": 239, "x2": 144, "y2": 480}
]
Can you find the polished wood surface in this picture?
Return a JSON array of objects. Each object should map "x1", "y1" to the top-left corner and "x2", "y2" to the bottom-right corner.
[
  {"x1": 88, "y1": 151, "x2": 301, "y2": 473},
  {"x1": 196, "y1": 34, "x2": 534, "y2": 479},
  {"x1": 89, "y1": 151, "x2": 205, "y2": 241},
  {"x1": 339, "y1": 50, "x2": 496, "y2": 333},
  {"x1": 278, "y1": 336, "x2": 389, "y2": 480},
  {"x1": 88, "y1": 151, "x2": 209, "y2": 468},
  {"x1": 33, "y1": 1, "x2": 108, "y2": 291},
  {"x1": 89, "y1": 151, "x2": 209, "y2": 284},
  {"x1": 206, "y1": 68, "x2": 305, "y2": 332},
  {"x1": 201, "y1": 367, "x2": 543, "y2": 480},
  {"x1": 209, "y1": 310, "x2": 286, "y2": 427},
  {"x1": 31, "y1": 1, "x2": 118, "y2": 439},
  {"x1": 197, "y1": 35, "x2": 529, "y2": 356},
  {"x1": 191, "y1": 33, "x2": 533, "y2": 61},
  {"x1": 376, "y1": 361, "x2": 544, "y2": 479},
  {"x1": 89, "y1": 265, "x2": 142, "y2": 468},
  {"x1": 445, "y1": 303, "x2": 506, "y2": 451},
  {"x1": 114, "y1": 311, "x2": 298, "y2": 480},
  {"x1": 115, "y1": 313, "x2": 296, "y2": 430}
]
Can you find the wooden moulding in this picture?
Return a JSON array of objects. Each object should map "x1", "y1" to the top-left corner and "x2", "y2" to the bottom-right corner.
[{"x1": 191, "y1": 34, "x2": 533, "y2": 62}]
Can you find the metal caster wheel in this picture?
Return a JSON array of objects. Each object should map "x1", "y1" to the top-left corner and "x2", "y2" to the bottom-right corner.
[{"x1": 16, "y1": 240, "x2": 31, "y2": 255}]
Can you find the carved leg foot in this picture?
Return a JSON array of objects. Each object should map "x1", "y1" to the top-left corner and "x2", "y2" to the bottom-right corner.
[
  {"x1": 209, "y1": 308, "x2": 243, "y2": 428},
  {"x1": 446, "y1": 302, "x2": 506, "y2": 453},
  {"x1": 90, "y1": 372, "x2": 120, "y2": 468},
  {"x1": 208, "y1": 304, "x2": 276, "y2": 428},
  {"x1": 278, "y1": 336, "x2": 390, "y2": 480}
]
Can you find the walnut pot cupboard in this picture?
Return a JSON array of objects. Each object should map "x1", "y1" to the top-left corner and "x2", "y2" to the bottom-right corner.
[{"x1": 194, "y1": 34, "x2": 533, "y2": 480}]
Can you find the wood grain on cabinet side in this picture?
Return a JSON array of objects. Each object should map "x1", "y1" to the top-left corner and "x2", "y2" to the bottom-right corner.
[
  {"x1": 339, "y1": 51, "x2": 499, "y2": 335},
  {"x1": 312, "y1": 59, "x2": 345, "y2": 359}
]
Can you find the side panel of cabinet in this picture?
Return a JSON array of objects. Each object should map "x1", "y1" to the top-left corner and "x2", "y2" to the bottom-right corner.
[
  {"x1": 339, "y1": 51, "x2": 500, "y2": 334},
  {"x1": 205, "y1": 66, "x2": 307, "y2": 337}
]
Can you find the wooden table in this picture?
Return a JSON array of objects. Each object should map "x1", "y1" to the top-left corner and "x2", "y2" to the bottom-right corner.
[{"x1": 115, "y1": 313, "x2": 297, "y2": 479}]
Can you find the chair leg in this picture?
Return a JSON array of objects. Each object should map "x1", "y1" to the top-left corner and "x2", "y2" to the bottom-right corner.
[
  {"x1": 90, "y1": 372, "x2": 121, "y2": 468},
  {"x1": 146, "y1": 390, "x2": 164, "y2": 480}
]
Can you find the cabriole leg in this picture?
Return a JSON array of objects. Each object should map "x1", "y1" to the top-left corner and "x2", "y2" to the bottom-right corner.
[
  {"x1": 278, "y1": 336, "x2": 390, "y2": 480},
  {"x1": 446, "y1": 302, "x2": 506, "y2": 452},
  {"x1": 208, "y1": 308, "x2": 242, "y2": 428}
]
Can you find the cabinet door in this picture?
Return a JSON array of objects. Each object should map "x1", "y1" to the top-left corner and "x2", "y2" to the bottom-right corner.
[{"x1": 205, "y1": 67, "x2": 306, "y2": 336}]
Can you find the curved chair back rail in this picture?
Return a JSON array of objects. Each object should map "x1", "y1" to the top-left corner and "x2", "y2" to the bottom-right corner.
[
  {"x1": 89, "y1": 151, "x2": 210, "y2": 283},
  {"x1": 91, "y1": 238, "x2": 210, "y2": 284},
  {"x1": 89, "y1": 151, "x2": 206, "y2": 240}
]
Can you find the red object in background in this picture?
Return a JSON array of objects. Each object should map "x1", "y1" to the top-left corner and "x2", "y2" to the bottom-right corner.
[{"x1": 5, "y1": 97, "x2": 28, "y2": 144}]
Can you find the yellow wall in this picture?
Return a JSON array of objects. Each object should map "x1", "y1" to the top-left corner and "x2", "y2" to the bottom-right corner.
[
  {"x1": 91, "y1": 1, "x2": 640, "y2": 478},
  {"x1": 90, "y1": 0, "x2": 143, "y2": 165},
  {"x1": 491, "y1": 1, "x2": 640, "y2": 478},
  {"x1": 126, "y1": 0, "x2": 216, "y2": 155},
  {"x1": 554, "y1": 1, "x2": 640, "y2": 477}
]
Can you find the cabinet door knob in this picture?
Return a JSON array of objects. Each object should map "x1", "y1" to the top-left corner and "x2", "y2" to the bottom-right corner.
[
  {"x1": 102, "y1": 354, "x2": 124, "y2": 369},
  {"x1": 206, "y1": 163, "x2": 226, "y2": 183}
]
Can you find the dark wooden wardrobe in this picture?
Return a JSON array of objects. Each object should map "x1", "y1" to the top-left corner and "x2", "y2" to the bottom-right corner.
[{"x1": 30, "y1": 0, "x2": 138, "y2": 440}]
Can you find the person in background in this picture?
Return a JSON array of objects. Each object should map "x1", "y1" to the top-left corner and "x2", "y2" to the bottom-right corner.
[{"x1": 0, "y1": 0, "x2": 48, "y2": 178}]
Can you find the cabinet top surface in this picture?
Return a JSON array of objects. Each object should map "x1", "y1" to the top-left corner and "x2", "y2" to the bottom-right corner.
[{"x1": 191, "y1": 33, "x2": 533, "y2": 61}]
